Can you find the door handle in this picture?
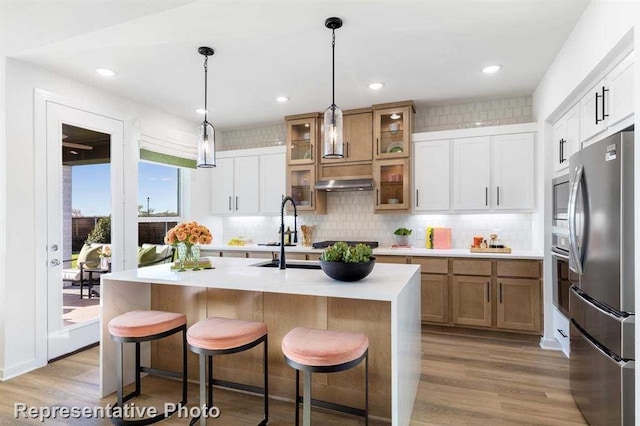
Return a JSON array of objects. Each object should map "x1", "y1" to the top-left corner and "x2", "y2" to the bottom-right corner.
[
  {"x1": 568, "y1": 165, "x2": 584, "y2": 275},
  {"x1": 602, "y1": 86, "x2": 609, "y2": 119},
  {"x1": 557, "y1": 329, "x2": 568, "y2": 339},
  {"x1": 50, "y1": 259, "x2": 60, "y2": 267},
  {"x1": 595, "y1": 91, "x2": 601, "y2": 124},
  {"x1": 497, "y1": 186, "x2": 500, "y2": 206},
  {"x1": 345, "y1": 141, "x2": 349, "y2": 158},
  {"x1": 376, "y1": 138, "x2": 379, "y2": 155},
  {"x1": 416, "y1": 189, "x2": 419, "y2": 207},
  {"x1": 485, "y1": 282, "x2": 490, "y2": 303},
  {"x1": 310, "y1": 143, "x2": 313, "y2": 160},
  {"x1": 235, "y1": 196, "x2": 238, "y2": 211},
  {"x1": 499, "y1": 282, "x2": 503, "y2": 304},
  {"x1": 228, "y1": 196, "x2": 232, "y2": 211},
  {"x1": 485, "y1": 187, "x2": 488, "y2": 206},
  {"x1": 376, "y1": 189, "x2": 380, "y2": 206}
]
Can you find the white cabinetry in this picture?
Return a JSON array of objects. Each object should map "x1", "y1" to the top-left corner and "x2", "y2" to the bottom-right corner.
[
  {"x1": 452, "y1": 136, "x2": 491, "y2": 210},
  {"x1": 553, "y1": 307, "x2": 570, "y2": 358},
  {"x1": 580, "y1": 52, "x2": 634, "y2": 143},
  {"x1": 259, "y1": 153, "x2": 286, "y2": 214},
  {"x1": 211, "y1": 147, "x2": 286, "y2": 216},
  {"x1": 211, "y1": 156, "x2": 259, "y2": 215},
  {"x1": 492, "y1": 133, "x2": 534, "y2": 210},
  {"x1": 452, "y1": 132, "x2": 534, "y2": 211},
  {"x1": 552, "y1": 104, "x2": 580, "y2": 174},
  {"x1": 414, "y1": 139, "x2": 450, "y2": 211}
]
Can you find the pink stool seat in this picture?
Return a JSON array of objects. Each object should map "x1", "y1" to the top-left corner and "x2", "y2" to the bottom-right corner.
[
  {"x1": 108, "y1": 310, "x2": 186, "y2": 338},
  {"x1": 282, "y1": 327, "x2": 369, "y2": 367},
  {"x1": 187, "y1": 317, "x2": 268, "y2": 351}
]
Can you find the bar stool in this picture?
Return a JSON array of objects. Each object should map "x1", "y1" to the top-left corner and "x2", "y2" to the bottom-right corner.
[
  {"x1": 108, "y1": 309, "x2": 188, "y2": 425},
  {"x1": 281, "y1": 327, "x2": 369, "y2": 425},
  {"x1": 187, "y1": 317, "x2": 269, "y2": 426}
]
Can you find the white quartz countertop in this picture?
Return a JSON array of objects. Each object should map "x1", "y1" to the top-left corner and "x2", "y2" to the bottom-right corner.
[
  {"x1": 103, "y1": 257, "x2": 420, "y2": 302},
  {"x1": 201, "y1": 244, "x2": 543, "y2": 260}
]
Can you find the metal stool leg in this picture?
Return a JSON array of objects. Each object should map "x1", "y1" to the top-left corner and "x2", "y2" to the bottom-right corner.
[
  {"x1": 365, "y1": 353, "x2": 369, "y2": 426},
  {"x1": 182, "y1": 328, "x2": 188, "y2": 405},
  {"x1": 116, "y1": 341, "x2": 124, "y2": 407},
  {"x1": 135, "y1": 342, "x2": 141, "y2": 397},
  {"x1": 199, "y1": 353, "x2": 206, "y2": 426},
  {"x1": 264, "y1": 336, "x2": 269, "y2": 424},
  {"x1": 295, "y1": 369, "x2": 300, "y2": 426},
  {"x1": 303, "y1": 370, "x2": 312, "y2": 426}
]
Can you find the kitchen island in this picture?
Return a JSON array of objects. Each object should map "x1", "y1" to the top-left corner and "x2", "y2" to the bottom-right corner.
[{"x1": 100, "y1": 257, "x2": 421, "y2": 425}]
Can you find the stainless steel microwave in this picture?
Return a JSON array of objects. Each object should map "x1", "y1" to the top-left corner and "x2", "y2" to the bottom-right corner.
[{"x1": 552, "y1": 174, "x2": 570, "y2": 227}]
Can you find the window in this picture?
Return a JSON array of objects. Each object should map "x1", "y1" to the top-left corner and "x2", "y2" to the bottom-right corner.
[{"x1": 138, "y1": 161, "x2": 181, "y2": 245}]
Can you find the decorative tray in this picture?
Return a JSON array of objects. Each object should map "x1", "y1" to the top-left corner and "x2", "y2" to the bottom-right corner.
[{"x1": 470, "y1": 247, "x2": 512, "y2": 253}]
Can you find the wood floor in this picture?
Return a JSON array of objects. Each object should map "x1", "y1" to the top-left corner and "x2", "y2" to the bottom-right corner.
[{"x1": 0, "y1": 327, "x2": 587, "y2": 425}]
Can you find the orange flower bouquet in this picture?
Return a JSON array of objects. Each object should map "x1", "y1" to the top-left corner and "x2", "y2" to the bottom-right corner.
[{"x1": 165, "y1": 221, "x2": 213, "y2": 271}]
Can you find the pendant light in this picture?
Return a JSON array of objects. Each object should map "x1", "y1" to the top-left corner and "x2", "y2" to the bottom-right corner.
[
  {"x1": 196, "y1": 46, "x2": 216, "y2": 168},
  {"x1": 322, "y1": 17, "x2": 344, "y2": 159}
]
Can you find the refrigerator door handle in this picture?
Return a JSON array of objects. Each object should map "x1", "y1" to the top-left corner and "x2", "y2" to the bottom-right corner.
[{"x1": 568, "y1": 165, "x2": 584, "y2": 275}]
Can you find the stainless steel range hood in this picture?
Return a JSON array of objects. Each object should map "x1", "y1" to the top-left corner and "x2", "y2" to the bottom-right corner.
[{"x1": 315, "y1": 179, "x2": 374, "y2": 191}]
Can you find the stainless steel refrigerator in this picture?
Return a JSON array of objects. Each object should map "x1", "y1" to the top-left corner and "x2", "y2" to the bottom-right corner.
[{"x1": 568, "y1": 129, "x2": 635, "y2": 426}]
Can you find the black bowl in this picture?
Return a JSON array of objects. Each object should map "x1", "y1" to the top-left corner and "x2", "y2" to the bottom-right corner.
[{"x1": 319, "y1": 257, "x2": 376, "y2": 282}]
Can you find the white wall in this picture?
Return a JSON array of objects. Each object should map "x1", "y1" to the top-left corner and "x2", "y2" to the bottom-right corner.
[
  {"x1": 531, "y1": 0, "x2": 639, "y2": 378},
  {"x1": 0, "y1": 58, "x2": 198, "y2": 380},
  {"x1": 0, "y1": 56, "x2": 7, "y2": 371}
]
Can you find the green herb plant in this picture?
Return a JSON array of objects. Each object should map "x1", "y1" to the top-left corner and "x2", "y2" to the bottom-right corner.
[
  {"x1": 320, "y1": 242, "x2": 372, "y2": 263},
  {"x1": 393, "y1": 227, "x2": 412, "y2": 236}
]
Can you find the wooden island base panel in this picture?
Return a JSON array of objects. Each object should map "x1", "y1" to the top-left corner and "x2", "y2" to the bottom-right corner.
[{"x1": 100, "y1": 257, "x2": 421, "y2": 425}]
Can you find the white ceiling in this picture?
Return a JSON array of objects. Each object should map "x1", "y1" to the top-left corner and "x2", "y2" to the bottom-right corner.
[{"x1": 2, "y1": 0, "x2": 590, "y2": 130}]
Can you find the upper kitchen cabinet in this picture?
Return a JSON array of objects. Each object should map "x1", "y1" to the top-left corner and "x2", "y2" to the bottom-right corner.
[
  {"x1": 287, "y1": 165, "x2": 326, "y2": 214},
  {"x1": 211, "y1": 147, "x2": 286, "y2": 216},
  {"x1": 452, "y1": 131, "x2": 534, "y2": 211},
  {"x1": 211, "y1": 156, "x2": 259, "y2": 215},
  {"x1": 414, "y1": 139, "x2": 450, "y2": 211},
  {"x1": 552, "y1": 104, "x2": 580, "y2": 174},
  {"x1": 374, "y1": 158, "x2": 410, "y2": 212},
  {"x1": 320, "y1": 109, "x2": 373, "y2": 164},
  {"x1": 580, "y1": 52, "x2": 634, "y2": 143},
  {"x1": 492, "y1": 133, "x2": 534, "y2": 210},
  {"x1": 452, "y1": 136, "x2": 491, "y2": 210},
  {"x1": 285, "y1": 113, "x2": 321, "y2": 165},
  {"x1": 373, "y1": 101, "x2": 415, "y2": 160}
]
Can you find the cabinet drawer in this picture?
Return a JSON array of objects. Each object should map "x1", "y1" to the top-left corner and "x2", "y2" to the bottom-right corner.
[
  {"x1": 246, "y1": 251, "x2": 273, "y2": 259},
  {"x1": 220, "y1": 251, "x2": 248, "y2": 258},
  {"x1": 376, "y1": 255, "x2": 408, "y2": 264},
  {"x1": 411, "y1": 257, "x2": 448, "y2": 274},
  {"x1": 496, "y1": 260, "x2": 540, "y2": 278},
  {"x1": 452, "y1": 259, "x2": 491, "y2": 276},
  {"x1": 201, "y1": 250, "x2": 222, "y2": 257}
]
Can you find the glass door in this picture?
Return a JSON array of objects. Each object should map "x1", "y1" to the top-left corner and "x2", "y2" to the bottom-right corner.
[
  {"x1": 286, "y1": 117, "x2": 317, "y2": 165},
  {"x1": 374, "y1": 159, "x2": 410, "y2": 211}
]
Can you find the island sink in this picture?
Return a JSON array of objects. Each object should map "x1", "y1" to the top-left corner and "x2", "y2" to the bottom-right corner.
[{"x1": 252, "y1": 260, "x2": 321, "y2": 269}]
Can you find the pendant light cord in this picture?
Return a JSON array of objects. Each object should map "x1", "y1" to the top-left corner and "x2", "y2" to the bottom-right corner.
[
  {"x1": 203, "y1": 55, "x2": 209, "y2": 124},
  {"x1": 331, "y1": 28, "x2": 336, "y2": 125}
]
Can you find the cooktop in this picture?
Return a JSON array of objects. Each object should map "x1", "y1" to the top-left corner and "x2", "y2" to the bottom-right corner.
[{"x1": 312, "y1": 241, "x2": 379, "y2": 249}]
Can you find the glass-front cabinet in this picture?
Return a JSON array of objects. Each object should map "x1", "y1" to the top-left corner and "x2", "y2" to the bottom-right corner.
[
  {"x1": 374, "y1": 159, "x2": 410, "y2": 211},
  {"x1": 286, "y1": 114, "x2": 320, "y2": 165},
  {"x1": 288, "y1": 165, "x2": 317, "y2": 212},
  {"x1": 374, "y1": 103, "x2": 414, "y2": 160}
]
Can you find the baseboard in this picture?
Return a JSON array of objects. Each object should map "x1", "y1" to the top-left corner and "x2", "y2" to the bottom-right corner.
[
  {"x1": 0, "y1": 358, "x2": 44, "y2": 381},
  {"x1": 539, "y1": 336, "x2": 562, "y2": 351}
]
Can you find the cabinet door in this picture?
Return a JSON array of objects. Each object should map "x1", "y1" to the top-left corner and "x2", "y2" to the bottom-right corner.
[
  {"x1": 452, "y1": 276, "x2": 492, "y2": 327},
  {"x1": 321, "y1": 111, "x2": 373, "y2": 164},
  {"x1": 260, "y1": 153, "x2": 286, "y2": 214},
  {"x1": 564, "y1": 104, "x2": 581, "y2": 164},
  {"x1": 211, "y1": 157, "x2": 234, "y2": 215},
  {"x1": 421, "y1": 274, "x2": 449, "y2": 323},
  {"x1": 496, "y1": 278, "x2": 541, "y2": 332},
  {"x1": 287, "y1": 117, "x2": 317, "y2": 165},
  {"x1": 492, "y1": 133, "x2": 534, "y2": 210},
  {"x1": 374, "y1": 159, "x2": 410, "y2": 211},
  {"x1": 452, "y1": 136, "x2": 491, "y2": 210},
  {"x1": 414, "y1": 140, "x2": 450, "y2": 211},
  {"x1": 288, "y1": 165, "x2": 315, "y2": 211},
  {"x1": 233, "y1": 156, "x2": 259, "y2": 214},
  {"x1": 580, "y1": 78, "x2": 607, "y2": 143},
  {"x1": 374, "y1": 106, "x2": 411, "y2": 159},
  {"x1": 606, "y1": 52, "x2": 634, "y2": 127}
]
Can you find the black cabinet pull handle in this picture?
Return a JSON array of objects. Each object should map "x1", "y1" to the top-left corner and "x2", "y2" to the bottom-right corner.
[
  {"x1": 376, "y1": 189, "x2": 380, "y2": 205},
  {"x1": 559, "y1": 138, "x2": 566, "y2": 163},
  {"x1": 346, "y1": 141, "x2": 349, "y2": 158},
  {"x1": 499, "y1": 282, "x2": 503, "y2": 303},
  {"x1": 595, "y1": 91, "x2": 602, "y2": 124},
  {"x1": 376, "y1": 138, "x2": 379, "y2": 155},
  {"x1": 310, "y1": 143, "x2": 313, "y2": 160},
  {"x1": 235, "y1": 196, "x2": 238, "y2": 211},
  {"x1": 557, "y1": 329, "x2": 568, "y2": 338},
  {"x1": 310, "y1": 191, "x2": 313, "y2": 207},
  {"x1": 497, "y1": 186, "x2": 500, "y2": 206},
  {"x1": 486, "y1": 282, "x2": 490, "y2": 303},
  {"x1": 485, "y1": 187, "x2": 488, "y2": 206},
  {"x1": 602, "y1": 86, "x2": 609, "y2": 119},
  {"x1": 559, "y1": 138, "x2": 562, "y2": 164},
  {"x1": 416, "y1": 189, "x2": 419, "y2": 207},
  {"x1": 228, "y1": 196, "x2": 232, "y2": 211}
]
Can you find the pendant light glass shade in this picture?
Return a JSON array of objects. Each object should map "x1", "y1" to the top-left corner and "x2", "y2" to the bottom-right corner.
[
  {"x1": 196, "y1": 46, "x2": 216, "y2": 168},
  {"x1": 323, "y1": 104, "x2": 343, "y2": 159},
  {"x1": 197, "y1": 121, "x2": 216, "y2": 168},
  {"x1": 322, "y1": 17, "x2": 344, "y2": 159}
]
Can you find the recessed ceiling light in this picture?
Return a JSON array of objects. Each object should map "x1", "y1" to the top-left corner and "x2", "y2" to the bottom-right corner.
[
  {"x1": 390, "y1": 113, "x2": 401, "y2": 120},
  {"x1": 276, "y1": 96, "x2": 289, "y2": 103},
  {"x1": 475, "y1": 121, "x2": 483, "y2": 126},
  {"x1": 482, "y1": 65, "x2": 501, "y2": 74},
  {"x1": 196, "y1": 109, "x2": 207, "y2": 114},
  {"x1": 368, "y1": 82, "x2": 385, "y2": 90},
  {"x1": 96, "y1": 68, "x2": 116, "y2": 77},
  {"x1": 69, "y1": 150, "x2": 78, "y2": 155}
]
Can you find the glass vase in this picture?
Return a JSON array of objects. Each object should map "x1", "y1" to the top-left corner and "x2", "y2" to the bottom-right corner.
[
  {"x1": 177, "y1": 242, "x2": 188, "y2": 272},
  {"x1": 191, "y1": 245, "x2": 201, "y2": 271}
]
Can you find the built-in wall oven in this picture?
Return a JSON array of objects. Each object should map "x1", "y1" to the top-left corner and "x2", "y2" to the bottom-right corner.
[{"x1": 551, "y1": 233, "x2": 575, "y2": 318}]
